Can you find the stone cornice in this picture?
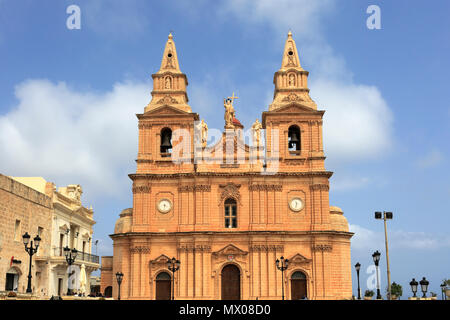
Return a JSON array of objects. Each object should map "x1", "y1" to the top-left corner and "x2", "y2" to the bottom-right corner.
[
  {"x1": 129, "y1": 171, "x2": 333, "y2": 180},
  {"x1": 110, "y1": 230, "x2": 354, "y2": 239},
  {"x1": 0, "y1": 174, "x2": 52, "y2": 208}
]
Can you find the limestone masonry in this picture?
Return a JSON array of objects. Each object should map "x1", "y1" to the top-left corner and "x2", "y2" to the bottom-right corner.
[{"x1": 101, "y1": 32, "x2": 353, "y2": 300}]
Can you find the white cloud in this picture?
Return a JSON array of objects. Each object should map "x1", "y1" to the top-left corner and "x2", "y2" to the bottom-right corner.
[
  {"x1": 350, "y1": 224, "x2": 450, "y2": 251},
  {"x1": 415, "y1": 149, "x2": 444, "y2": 168},
  {"x1": 313, "y1": 80, "x2": 393, "y2": 162},
  {"x1": 0, "y1": 79, "x2": 150, "y2": 200}
]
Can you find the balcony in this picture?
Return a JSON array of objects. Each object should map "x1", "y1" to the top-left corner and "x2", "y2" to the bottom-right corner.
[{"x1": 53, "y1": 247, "x2": 99, "y2": 264}]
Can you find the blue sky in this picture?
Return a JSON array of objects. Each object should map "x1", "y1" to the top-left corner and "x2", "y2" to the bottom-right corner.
[{"x1": 1, "y1": 0, "x2": 449, "y2": 298}]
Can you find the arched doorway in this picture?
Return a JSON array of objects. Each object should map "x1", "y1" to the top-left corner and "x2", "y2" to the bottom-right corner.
[
  {"x1": 104, "y1": 286, "x2": 112, "y2": 298},
  {"x1": 290, "y1": 271, "x2": 307, "y2": 300},
  {"x1": 221, "y1": 264, "x2": 240, "y2": 300},
  {"x1": 155, "y1": 272, "x2": 171, "y2": 300}
]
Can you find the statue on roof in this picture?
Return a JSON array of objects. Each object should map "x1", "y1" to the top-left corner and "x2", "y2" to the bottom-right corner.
[{"x1": 224, "y1": 92, "x2": 238, "y2": 129}]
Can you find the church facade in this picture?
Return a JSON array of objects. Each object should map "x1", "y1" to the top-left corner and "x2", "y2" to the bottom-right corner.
[{"x1": 101, "y1": 32, "x2": 353, "y2": 300}]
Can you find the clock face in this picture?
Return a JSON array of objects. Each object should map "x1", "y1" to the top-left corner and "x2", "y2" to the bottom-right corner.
[
  {"x1": 289, "y1": 197, "x2": 304, "y2": 212},
  {"x1": 157, "y1": 199, "x2": 172, "y2": 213}
]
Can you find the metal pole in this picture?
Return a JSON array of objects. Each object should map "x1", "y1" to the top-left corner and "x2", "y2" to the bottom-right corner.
[
  {"x1": 356, "y1": 269, "x2": 361, "y2": 300},
  {"x1": 383, "y1": 212, "x2": 392, "y2": 300},
  {"x1": 26, "y1": 241, "x2": 33, "y2": 293},
  {"x1": 281, "y1": 268, "x2": 284, "y2": 300},
  {"x1": 375, "y1": 264, "x2": 381, "y2": 299}
]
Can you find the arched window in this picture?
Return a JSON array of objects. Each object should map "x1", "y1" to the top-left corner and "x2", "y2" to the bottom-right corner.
[
  {"x1": 288, "y1": 125, "x2": 301, "y2": 154},
  {"x1": 160, "y1": 128, "x2": 172, "y2": 157},
  {"x1": 224, "y1": 198, "x2": 237, "y2": 228}
]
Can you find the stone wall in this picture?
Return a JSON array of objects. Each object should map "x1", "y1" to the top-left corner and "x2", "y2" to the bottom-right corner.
[{"x1": 0, "y1": 174, "x2": 52, "y2": 294}]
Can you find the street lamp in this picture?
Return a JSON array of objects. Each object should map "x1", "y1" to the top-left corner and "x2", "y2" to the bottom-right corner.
[
  {"x1": 375, "y1": 211, "x2": 393, "y2": 299},
  {"x1": 64, "y1": 246, "x2": 78, "y2": 295},
  {"x1": 276, "y1": 256, "x2": 289, "y2": 300},
  {"x1": 372, "y1": 250, "x2": 382, "y2": 300},
  {"x1": 440, "y1": 282, "x2": 446, "y2": 300},
  {"x1": 419, "y1": 277, "x2": 429, "y2": 298},
  {"x1": 167, "y1": 257, "x2": 180, "y2": 300},
  {"x1": 22, "y1": 232, "x2": 41, "y2": 293},
  {"x1": 409, "y1": 278, "x2": 418, "y2": 298},
  {"x1": 355, "y1": 262, "x2": 361, "y2": 300},
  {"x1": 115, "y1": 272, "x2": 124, "y2": 300}
]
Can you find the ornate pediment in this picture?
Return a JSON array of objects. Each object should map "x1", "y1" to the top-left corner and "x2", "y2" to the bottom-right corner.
[
  {"x1": 150, "y1": 254, "x2": 170, "y2": 265},
  {"x1": 288, "y1": 253, "x2": 312, "y2": 265},
  {"x1": 271, "y1": 102, "x2": 318, "y2": 114},
  {"x1": 212, "y1": 244, "x2": 248, "y2": 257},
  {"x1": 218, "y1": 183, "x2": 241, "y2": 205},
  {"x1": 142, "y1": 104, "x2": 190, "y2": 116}
]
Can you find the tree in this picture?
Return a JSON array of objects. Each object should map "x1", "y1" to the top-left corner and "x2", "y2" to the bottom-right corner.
[
  {"x1": 389, "y1": 282, "x2": 403, "y2": 299},
  {"x1": 365, "y1": 289, "x2": 374, "y2": 297}
]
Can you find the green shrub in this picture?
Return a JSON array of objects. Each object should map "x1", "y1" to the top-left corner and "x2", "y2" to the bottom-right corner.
[{"x1": 365, "y1": 289, "x2": 374, "y2": 297}]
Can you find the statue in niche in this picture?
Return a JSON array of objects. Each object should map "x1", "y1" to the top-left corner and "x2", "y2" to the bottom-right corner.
[
  {"x1": 251, "y1": 119, "x2": 263, "y2": 147},
  {"x1": 288, "y1": 73, "x2": 295, "y2": 87},
  {"x1": 164, "y1": 76, "x2": 172, "y2": 89}
]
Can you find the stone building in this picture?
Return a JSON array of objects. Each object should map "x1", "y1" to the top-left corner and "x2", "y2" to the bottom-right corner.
[
  {"x1": 0, "y1": 175, "x2": 53, "y2": 296},
  {"x1": 0, "y1": 175, "x2": 100, "y2": 297},
  {"x1": 101, "y1": 32, "x2": 353, "y2": 300}
]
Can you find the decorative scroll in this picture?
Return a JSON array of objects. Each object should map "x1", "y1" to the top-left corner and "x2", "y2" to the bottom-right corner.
[
  {"x1": 248, "y1": 184, "x2": 282, "y2": 192},
  {"x1": 312, "y1": 244, "x2": 332, "y2": 252},
  {"x1": 218, "y1": 183, "x2": 241, "y2": 205},
  {"x1": 282, "y1": 93, "x2": 304, "y2": 102},
  {"x1": 310, "y1": 184, "x2": 329, "y2": 191},
  {"x1": 178, "y1": 244, "x2": 211, "y2": 252},
  {"x1": 132, "y1": 185, "x2": 151, "y2": 194},
  {"x1": 156, "y1": 95, "x2": 178, "y2": 104},
  {"x1": 130, "y1": 246, "x2": 151, "y2": 254},
  {"x1": 178, "y1": 185, "x2": 211, "y2": 192},
  {"x1": 250, "y1": 245, "x2": 284, "y2": 252}
]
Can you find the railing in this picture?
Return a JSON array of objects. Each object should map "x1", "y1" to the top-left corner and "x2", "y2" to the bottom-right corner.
[{"x1": 53, "y1": 247, "x2": 100, "y2": 264}]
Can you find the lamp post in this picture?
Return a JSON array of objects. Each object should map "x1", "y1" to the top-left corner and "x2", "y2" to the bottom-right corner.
[
  {"x1": 22, "y1": 232, "x2": 41, "y2": 293},
  {"x1": 355, "y1": 262, "x2": 361, "y2": 300},
  {"x1": 167, "y1": 257, "x2": 180, "y2": 300},
  {"x1": 276, "y1": 256, "x2": 289, "y2": 300},
  {"x1": 372, "y1": 250, "x2": 382, "y2": 300},
  {"x1": 64, "y1": 246, "x2": 78, "y2": 295},
  {"x1": 409, "y1": 278, "x2": 418, "y2": 298},
  {"x1": 419, "y1": 277, "x2": 429, "y2": 299},
  {"x1": 375, "y1": 211, "x2": 393, "y2": 300},
  {"x1": 115, "y1": 272, "x2": 123, "y2": 300},
  {"x1": 440, "y1": 282, "x2": 446, "y2": 300}
]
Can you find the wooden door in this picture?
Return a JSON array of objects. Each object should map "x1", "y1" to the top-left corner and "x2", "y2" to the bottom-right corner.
[
  {"x1": 156, "y1": 280, "x2": 171, "y2": 300},
  {"x1": 221, "y1": 264, "x2": 240, "y2": 300},
  {"x1": 155, "y1": 272, "x2": 171, "y2": 300},
  {"x1": 290, "y1": 271, "x2": 307, "y2": 300}
]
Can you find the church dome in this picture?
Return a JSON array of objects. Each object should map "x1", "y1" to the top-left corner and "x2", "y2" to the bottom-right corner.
[
  {"x1": 114, "y1": 208, "x2": 133, "y2": 234},
  {"x1": 329, "y1": 206, "x2": 349, "y2": 232}
]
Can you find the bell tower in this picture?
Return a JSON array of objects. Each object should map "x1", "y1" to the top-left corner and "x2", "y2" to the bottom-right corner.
[
  {"x1": 263, "y1": 31, "x2": 325, "y2": 171},
  {"x1": 145, "y1": 33, "x2": 192, "y2": 113},
  {"x1": 269, "y1": 31, "x2": 316, "y2": 111},
  {"x1": 134, "y1": 33, "x2": 198, "y2": 177}
]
